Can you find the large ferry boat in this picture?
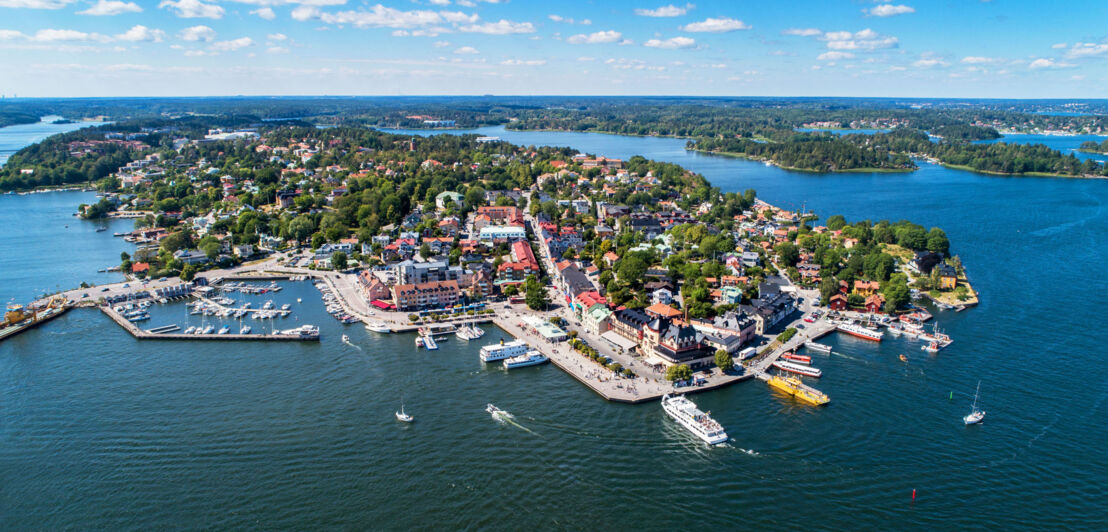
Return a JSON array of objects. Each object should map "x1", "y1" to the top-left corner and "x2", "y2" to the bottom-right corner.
[
  {"x1": 503, "y1": 351, "x2": 549, "y2": 369},
  {"x1": 767, "y1": 374, "x2": 830, "y2": 406},
  {"x1": 661, "y1": 394, "x2": 729, "y2": 445},
  {"x1": 480, "y1": 339, "x2": 530, "y2": 362},
  {"x1": 772, "y1": 360, "x2": 823, "y2": 378},
  {"x1": 836, "y1": 322, "x2": 884, "y2": 342}
]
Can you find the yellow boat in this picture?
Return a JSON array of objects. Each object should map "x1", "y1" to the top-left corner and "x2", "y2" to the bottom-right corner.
[{"x1": 767, "y1": 374, "x2": 830, "y2": 406}]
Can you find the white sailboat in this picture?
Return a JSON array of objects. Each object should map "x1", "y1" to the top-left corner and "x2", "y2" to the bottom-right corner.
[
  {"x1": 964, "y1": 381, "x2": 986, "y2": 425},
  {"x1": 396, "y1": 399, "x2": 413, "y2": 423}
]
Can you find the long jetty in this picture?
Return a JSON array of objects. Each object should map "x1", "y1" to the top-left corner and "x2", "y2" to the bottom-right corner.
[
  {"x1": 749, "y1": 319, "x2": 836, "y2": 379},
  {"x1": 100, "y1": 305, "x2": 318, "y2": 341}
]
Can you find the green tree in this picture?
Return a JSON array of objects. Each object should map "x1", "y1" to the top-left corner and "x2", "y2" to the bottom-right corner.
[
  {"x1": 665, "y1": 364, "x2": 693, "y2": 382},
  {"x1": 180, "y1": 264, "x2": 197, "y2": 282},
  {"x1": 926, "y1": 227, "x2": 950, "y2": 255},
  {"x1": 288, "y1": 215, "x2": 314, "y2": 243},
  {"x1": 419, "y1": 243, "x2": 432, "y2": 259},
  {"x1": 331, "y1": 251, "x2": 348, "y2": 270},
  {"x1": 774, "y1": 242, "x2": 800, "y2": 267},
  {"x1": 524, "y1": 276, "x2": 549, "y2": 310},
  {"x1": 715, "y1": 350, "x2": 734, "y2": 371}
]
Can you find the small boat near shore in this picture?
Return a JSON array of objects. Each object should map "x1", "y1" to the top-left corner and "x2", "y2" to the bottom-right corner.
[
  {"x1": 365, "y1": 322, "x2": 391, "y2": 333},
  {"x1": 480, "y1": 339, "x2": 530, "y2": 362},
  {"x1": 804, "y1": 341, "x2": 832, "y2": 353}
]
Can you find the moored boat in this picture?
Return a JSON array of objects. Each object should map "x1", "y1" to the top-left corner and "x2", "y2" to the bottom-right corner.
[
  {"x1": 781, "y1": 353, "x2": 811, "y2": 364},
  {"x1": 503, "y1": 351, "x2": 548, "y2": 369},
  {"x1": 767, "y1": 374, "x2": 830, "y2": 406},
  {"x1": 836, "y1": 322, "x2": 884, "y2": 342},
  {"x1": 480, "y1": 339, "x2": 530, "y2": 362},
  {"x1": 773, "y1": 360, "x2": 822, "y2": 378}
]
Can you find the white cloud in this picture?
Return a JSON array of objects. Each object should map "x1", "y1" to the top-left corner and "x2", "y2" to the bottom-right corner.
[
  {"x1": 432, "y1": 40, "x2": 450, "y2": 47},
  {"x1": 912, "y1": 58, "x2": 946, "y2": 68},
  {"x1": 680, "y1": 17, "x2": 750, "y2": 33},
  {"x1": 1051, "y1": 42, "x2": 1067, "y2": 49},
  {"x1": 429, "y1": 0, "x2": 450, "y2": 5},
  {"x1": 453, "y1": 45, "x2": 478, "y2": 54},
  {"x1": 314, "y1": 6, "x2": 481, "y2": 29},
  {"x1": 634, "y1": 4, "x2": 691, "y2": 17},
  {"x1": 0, "y1": 0, "x2": 74, "y2": 8},
  {"x1": 267, "y1": 46, "x2": 289, "y2": 54},
  {"x1": 251, "y1": 7, "x2": 276, "y2": 20},
  {"x1": 32, "y1": 29, "x2": 101, "y2": 41},
  {"x1": 77, "y1": 0, "x2": 141, "y2": 16},
  {"x1": 501, "y1": 59, "x2": 546, "y2": 65},
  {"x1": 960, "y1": 56, "x2": 995, "y2": 64},
  {"x1": 459, "y1": 20, "x2": 535, "y2": 34},
  {"x1": 821, "y1": 29, "x2": 897, "y2": 51},
  {"x1": 291, "y1": 5, "x2": 319, "y2": 21},
  {"x1": 267, "y1": 32, "x2": 287, "y2": 41},
  {"x1": 867, "y1": 4, "x2": 915, "y2": 17},
  {"x1": 159, "y1": 0, "x2": 224, "y2": 19},
  {"x1": 817, "y1": 51, "x2": 853, "y2": 61},
  {"x1": 115, "y1": 24, "x2": 165, "y2": 42},
  {"x1": 549, "y1": 14, "x2": 589, "y2": 24},
  {"x1": 210, "y1": 36, "x2": 253, "y2": 52},
  {"x1": 1067, "y1": 42, "x2": 1108, "y2": 58},
  {"x1": 567, "y1": 30, "x2": 622, "y2": 44},
  {"x1": 783, "y1": 28, "x2": 821, "y2": 36},
  {"x1": 179, "y1": 25, "x2": 216, "y2": 42},
  {"x1": 643, "y1": 36, "x2": 695, "y2": 49},
  {"x1": 1029, "y1": 58, "x2": 1075, "y2": 69}
]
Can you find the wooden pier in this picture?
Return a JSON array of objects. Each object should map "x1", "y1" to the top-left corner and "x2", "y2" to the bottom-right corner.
[{"x1": 100, "y1": 305, "x2": 319, "y2": 342}]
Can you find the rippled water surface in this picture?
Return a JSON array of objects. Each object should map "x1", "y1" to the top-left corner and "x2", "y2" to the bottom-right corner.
[{"x1": 2, "y1": 125, "x2": 1106, "y2": 529}]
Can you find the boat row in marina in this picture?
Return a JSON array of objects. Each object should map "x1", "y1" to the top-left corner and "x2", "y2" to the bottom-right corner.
[
  {"x1": 218, "y1": 281, "x2": 283, "y2": 295},
  {"x1": 316, "y1": 282, "x2": 359, "y2": 323},
  {"x1": 661, "y1": 394, "x2": 729, "y2": 445}
]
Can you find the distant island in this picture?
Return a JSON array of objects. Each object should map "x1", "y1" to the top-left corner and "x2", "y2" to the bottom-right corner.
[{"x1": 1078, "y1": 139, "x2": 1108, "y2": 155}]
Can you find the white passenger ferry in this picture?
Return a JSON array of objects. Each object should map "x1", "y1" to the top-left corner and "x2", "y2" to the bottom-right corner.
[
  {"x1": 480, "y1": 339, "x2": 530, "y2": 362},
  {"x1": 661, "y1": 394, "x2": 729, "y2": 445},
  {"x1": 503, "y1": 351, "x2": 548, "y2": 369}
]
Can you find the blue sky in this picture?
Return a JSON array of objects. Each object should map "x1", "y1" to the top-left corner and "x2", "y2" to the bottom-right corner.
[{"x1": 1, "y1": 0, "x2": 1106, "y2": 98}]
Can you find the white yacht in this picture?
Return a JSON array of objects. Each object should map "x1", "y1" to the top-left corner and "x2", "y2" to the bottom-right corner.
[
  {"x1": 661, "y1": 394, "x2": 729, "y2": 445},
  {"x1": 503, "y1": 351, "x2": 549, "y2": 369},
  {"x1": 480, "y1": 339, "x2": 530, "y2": 362},
  {"x1": 239, "y1": 325, "x2": 251, "y2": 334},
  {"x1": 396, "y1": 401, "x2": 413, "y2": 423},
  {"x1": 365, "y1": 322, "x2": 391, "y2": 333}
]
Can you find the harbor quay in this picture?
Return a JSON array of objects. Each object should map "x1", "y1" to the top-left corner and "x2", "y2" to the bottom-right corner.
[{"x1": 490, "y1": 313, "x2": 751, "y2": 404}]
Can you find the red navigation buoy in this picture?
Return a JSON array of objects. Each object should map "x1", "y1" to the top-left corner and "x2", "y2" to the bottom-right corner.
[{"x1": 912, "y1": 489, "x2": 917, "y2": 501}]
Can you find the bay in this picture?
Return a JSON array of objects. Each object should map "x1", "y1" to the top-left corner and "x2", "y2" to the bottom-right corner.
[{"x1": 2, "y1": 125, "x2": 1105, "y2": 529}]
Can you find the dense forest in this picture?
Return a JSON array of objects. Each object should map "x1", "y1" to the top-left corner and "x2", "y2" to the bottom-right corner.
[
  {"x1": 692, "y1": 128, "x2": 1104, "y2": 177},
  {"x1": 0, "y1": 109, "x2": 40, "y2": 128},
  {"x1": 692, "y1": 133, "x2": 916, "y2": 172}
]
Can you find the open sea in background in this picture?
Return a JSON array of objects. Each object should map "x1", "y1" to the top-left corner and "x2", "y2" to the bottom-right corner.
[{"x1": 2, "y1": 124, "x2": 1106, "y2": 529}]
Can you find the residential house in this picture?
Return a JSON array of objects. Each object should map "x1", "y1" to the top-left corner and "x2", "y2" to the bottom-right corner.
[
  {"x1": 582, "y1": 304, "x2": 613, "y2": 336},
  {"x1": 829, "y1": 293, "x2": 848, "y2": 311},
  {"x1": 641, "y1": 317, "x2": 715, "y2": 369},
  {"x1": 611, "y1": 308, "x2": 651, "y2": 344},
  {"x1": 435, "y1": 191, "x2": 464, "y2": 211},
  {"x1": 652, "y1": 287, "x2": 673, "y2": 305},
  {"x1": 865, "y1": 293, "x2": 886, "y2": 313},
  {"x1": 937, "y1": 264, "x2": 958, "y2": 290},
  {"x1": 854, "y1": 280, "x2": 880, "y2": 297},
  {"x1": 358, "y1": 271, "x2": 392, "y2": 302},
  {"x1": 395, "y1": 259, "x2": 463, "y2": 285}
]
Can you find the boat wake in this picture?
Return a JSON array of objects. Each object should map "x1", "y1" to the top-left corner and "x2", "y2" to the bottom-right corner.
[
  {"x1": 1029, "y1": 189, "x2": 1103, "y2": 237},
  {"x1": 492, "y1": 412, "x2": 538, "y2": 435}
]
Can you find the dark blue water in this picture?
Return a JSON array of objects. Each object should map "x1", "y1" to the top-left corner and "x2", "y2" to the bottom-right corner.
[
  {"x1": 976, "y1": 133, "x2": 1108, "y2": 164},
  {"x1": 3, "y1": 125, "x2": 1106, "y2": 529}
]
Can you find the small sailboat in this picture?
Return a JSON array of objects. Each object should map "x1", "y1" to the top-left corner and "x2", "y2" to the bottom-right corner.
[
  {"x1": 964, "y1": 381, "x2": 986, "y2": 425},
  {"x1": 396, "y1": 399, "x2": 413, "y2": 423},
  {"x1": 899, "y1": 354, "x2": 908, "y2": 363}
]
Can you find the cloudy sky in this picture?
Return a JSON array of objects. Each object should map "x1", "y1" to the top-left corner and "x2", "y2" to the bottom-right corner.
[{"x1": 1, "y1": 0, "x2": 1106, "y2": 98}]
